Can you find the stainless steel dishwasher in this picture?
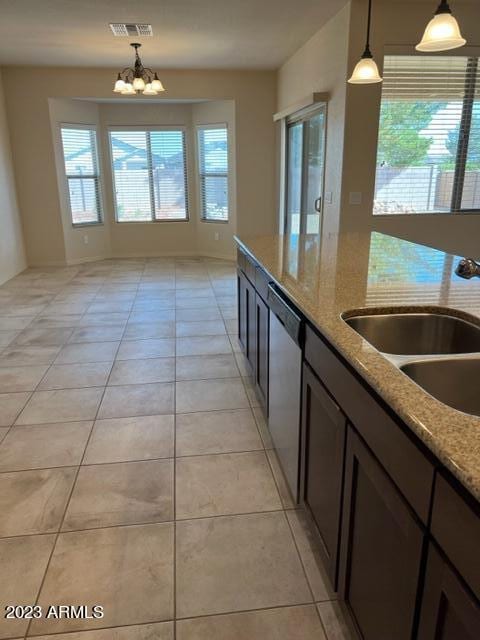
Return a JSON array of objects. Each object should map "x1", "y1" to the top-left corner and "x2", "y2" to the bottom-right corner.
[{"x1": 267, "y1": 284, "x2": 303, "y2": 503}]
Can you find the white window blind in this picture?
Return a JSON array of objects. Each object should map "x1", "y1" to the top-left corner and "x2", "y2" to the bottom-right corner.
[
  {"x1": 61, "y1": 127, "x2": 102, "y2": 225},
  {"x1": 109, "y1": 129, "x2": 188, "y2": 222},
  {"x1": 374, "y1": 55, "x2": 480, "y2": 215},
  {"x1": 197, "y1": 126, "x2": 229, "y2": 221}
]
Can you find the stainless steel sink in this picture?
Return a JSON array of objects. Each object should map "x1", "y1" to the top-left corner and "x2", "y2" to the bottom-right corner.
[
  {"x1": 400, "y1": 358, "x2": 480, "y2": 416},
  {"x1": 344, "y1": 312, "x2": 480, "y2": 356}
]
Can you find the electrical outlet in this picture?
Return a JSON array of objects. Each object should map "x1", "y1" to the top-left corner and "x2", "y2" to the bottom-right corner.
[
  {"x1": 325, "y1": 191, "x2": 333, "y2": 205},
  {"x1": 83, "y1": 235, "x2": 89, "y2": 245},
  {"x1": 214, "y1": 232, "x2": 219, "y2": 241}
]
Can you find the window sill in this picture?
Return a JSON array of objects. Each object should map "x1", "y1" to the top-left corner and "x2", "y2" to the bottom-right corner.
[
  {"x1": 115, "y1": 219, "x2": 190, "y2": 224},
  {"x1": 72, "y1": 222, "x2": 104, "y2": 228},
  {"x1": 200, "y1": 218, "x2": 229, "y2": 224}
]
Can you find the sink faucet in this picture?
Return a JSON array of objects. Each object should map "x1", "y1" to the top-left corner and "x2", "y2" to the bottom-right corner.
[{"x1": 455, "y1": 258, "x2": 480, "y2": 279}]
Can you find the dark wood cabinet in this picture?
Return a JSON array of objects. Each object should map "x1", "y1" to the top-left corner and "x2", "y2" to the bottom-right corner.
[
  {"x1": 418, "y1": 543, "x2": 480, "y2": 640},
  {"x1": 301, "y1": 362, "x2": 347, "y2": 588},
  {"x1": 339, "y1": 427, "x2": 424, "y2": 640},
  {"x1": 237, "y1": 268, "x2": 256, "y2": 374},
  {"x1": 254, "y1": 293, "x2": 269, "y2": 410}
]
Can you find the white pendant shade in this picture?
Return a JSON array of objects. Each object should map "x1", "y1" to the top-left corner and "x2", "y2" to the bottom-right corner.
[
  {"x1": 348, "y1": 56, "x2": 383, "y2": 84},
  {"x1": 132, "y1": 77, "x2": 146, "y2": 91},
  {"x1": 121, "y1": 82, "x2": 135, "y2": 95},
  {"x1": 113, "y1": 78, "x2": 126, "y2": 93},
  {"x1": 142, "y1": 83, "x2": 158, "y2": 96},
  {"x1": 152, "y1": 78, "x2": 165, "y2": 92},
  {"x1": 416, "y1": 12, "x2": 466, "y2": 52}
]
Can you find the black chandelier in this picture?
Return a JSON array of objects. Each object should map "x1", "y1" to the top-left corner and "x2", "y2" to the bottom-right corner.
[{"x1": 113, "y1": 43, "x2": 165, "y2": 96}]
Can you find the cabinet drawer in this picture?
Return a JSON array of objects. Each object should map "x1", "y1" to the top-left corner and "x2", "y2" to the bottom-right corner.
[
  {"x1": 431, "y1": 473, "x2": 480, "y2": 601},
  {"x1": 305, "y1": 324, "x2": 434, "y2": 523}
]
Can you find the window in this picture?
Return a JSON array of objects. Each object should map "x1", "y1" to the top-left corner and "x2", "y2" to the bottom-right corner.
[
  {"x1": 60, "y1": 126, "x2": 102, "y2": 225},
  {"x1": 109, "y1": 128, "x2": 188, "y2": 222},
  {"x1": 374, "y1": 55, "x2": 480, "y2": 215},
  {"x1": 197, "y1": 125, "x2": 229, "y2": 221}
]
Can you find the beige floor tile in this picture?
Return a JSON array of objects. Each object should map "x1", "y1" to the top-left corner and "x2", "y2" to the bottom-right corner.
[
  {"x1": 55, "y1": 341, "x2": 119, "y2": 364},
  {"x1": 176, "y1": 378, "x2": 249, "y2": 413},
  {"x1": 176, "y1": 511, "x2": 312, "y2": 618},
  {"x1": 252, "y1": 405, "x2": 273, "y2": 449},
  {"x1": 0, "y1": 317, "x2": 34, "y2": 331},
  {"x1": 32, "y1": 523, "x2": 174, "y2": 634},
  {"x1": 129, "y1": 310, "x2": 175, "y2": 323},
  {"x1": 176, "y1": 451, "x2": 281, "y2": 519},
  {"x1": 175, "y1": 297, "x2": 218, "y2": 310},
  {"x1": 175, "y1": 288, "x2": 214, "y2": 299},
  {"x1": 98, "y1": 383, "x2": 174, "y2": 419},
  {"x1": 176, "y1": 335, "x2": 232, "y2": 357},
  {"x1": 38, "y1": 362, "x2": 112, "y2": 390},
  {"x1": 286, "y1": 509, "x2": 336, "y2": 602},
  {"x1": 133, "y1": 299, "x2": 175, "y2": 312},
  {"x1": 63, "y1": 459, "x2": 173, "y2": 530},
  {"x1": 69, "y1": 325, "x2": 126, "y2": 343},
  {"x1": 0, "y1": 329, "x2": 19, "y2": 347},
  {"x1": 224, "y1": 318, "x2": 239, "y2": 335},
  {"x1": 84, "y1": 414, "x2": 174, "y2": 464},
  {"x1": 0, "y1": 421, "x2": 92, "y2": 471},
  {"x1": 116, "y1": 339, "x2": 175, "y2": 360},
  {"x1": 29, "y1": 314, "x2": 84, "y2": 329},
  {"x1": 175, "y1": 320, "x2": 226, "y2": 337},
  {"x1": 176, "y1": 605, "x2": 326, "y2": 640},
  {"x1": 0, "y1": 467, "x2": 76, "y2": 536},
  {"x1": 79, "y1": 312, "x2": 130, "y2": 327},
  {"x1": 176, "y1": 308, "x2": 222, "y2": 322},
  {"x1": 13, "y1": 327, "x2": 73, "y2": 346},
  {"x1": 266, "y1": 449, "x2": 296, "y2": 509},
  {"x1": 0, "y1": 345, "x2": 61, "y2": 367},
  {"x1": 31, "y1": 622, "x2": 174, "y2": 640},
  {"x1": 0, "y1": 428, "x2": 7, "y2": 444},
  {"x1": 0, "y1": 392, "x2": 31, "y2": 426},
  {"x1": 87, "y1": 301, "x2": 133, "y2": 314},
  {"x1": 0, "y1": 534, "x2": 55, "y2": 639},
  {"x1": 16, "y1": 388, "x2": 104, "y2": 425},
  {"x1": 176, "y1": 354, "x2": 239, "y2": 381},
  {"x1": 317, "y1": 601, "x2": 357, "y2": 639},
  {"x1": 0, "y1": 364, "x2": 49, "y2": 393},
  {"x1": 176, "y1": 409, "x2": 262, "y2": 456},
  {"x1": 123, "y1": 321, "x2": 175, "y2": 340},
  {"x1": 109, "y1": 357, "x2": 175, "y2": 386}
]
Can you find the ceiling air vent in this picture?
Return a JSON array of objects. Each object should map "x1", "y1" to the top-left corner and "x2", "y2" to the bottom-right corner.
[{"x1": 109, "y1": 23, "x2": 153, "y2": 37}]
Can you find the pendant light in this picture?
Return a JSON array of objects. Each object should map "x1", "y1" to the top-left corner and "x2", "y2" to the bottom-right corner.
[
  {"x1": 416, "y1": 1, "x2": 466, "y2": 52},
  {"x1": 348, "y1": 0, "x2": 382, "y2": 84},
  {"x1": 113, "y1": 43, "x2": 166, "y2": 96}
]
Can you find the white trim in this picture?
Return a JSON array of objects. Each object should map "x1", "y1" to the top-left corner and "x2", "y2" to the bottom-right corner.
[{"x1": 195, "y1": 122, "x2": 230, "y2": 223}]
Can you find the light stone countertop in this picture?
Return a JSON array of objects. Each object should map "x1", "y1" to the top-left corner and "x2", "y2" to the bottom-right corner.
[{"x1": 235, "y1": 231, "x2": 480, "y2": 502}]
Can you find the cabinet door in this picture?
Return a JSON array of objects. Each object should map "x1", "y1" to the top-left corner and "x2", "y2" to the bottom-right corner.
[
  {"x1": 338, "y1": 427, "x2": 424, "y2": 640},
  {"x1": 245, "y1": 277, "x2": 256, "y2": 373},
  {"x1": 301, "y1": 363, "x2": 346, "y2": 588},
  {"x1": 255, "y1": 294, "x2": 269, "y2": 411},
  {"x1": 418, "y1": 544, "x2": 480, "y2": 640},
  {"x1": 237, "y1": 270, "x2": 247, "y2": 352}
]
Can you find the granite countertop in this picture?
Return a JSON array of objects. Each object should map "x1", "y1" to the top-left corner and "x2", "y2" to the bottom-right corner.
[{"x1": 235, "y1": 230, "x2": 480, "y2": 501}]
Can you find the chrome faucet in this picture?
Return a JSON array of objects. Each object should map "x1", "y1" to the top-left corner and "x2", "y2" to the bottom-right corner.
[{"x1": 455, "y1": 258, "x2": 480, "y2": 279}]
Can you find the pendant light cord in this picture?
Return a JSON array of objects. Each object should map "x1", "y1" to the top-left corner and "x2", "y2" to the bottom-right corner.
[{"x1": 363, "y1": 0, "x2": 373, "y2": 58}]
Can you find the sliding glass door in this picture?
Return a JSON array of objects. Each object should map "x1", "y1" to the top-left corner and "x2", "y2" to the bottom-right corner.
[{"x1": 285, "y1": 105, "x2": 326, "y2": 235}]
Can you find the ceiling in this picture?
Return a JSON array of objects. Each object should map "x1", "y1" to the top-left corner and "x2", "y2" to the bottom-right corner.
[{"x1": 0, "y1": 0, "x2": 349, "y2": 69}]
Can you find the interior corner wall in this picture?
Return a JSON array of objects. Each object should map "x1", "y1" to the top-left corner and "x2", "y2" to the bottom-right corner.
[
  {"x1": 277, "y1": 3, "x2": 351, "y2": 239},
  {"x1": 49, "y1": 98, "x2": 111, "y2": 264},
  {"x1": 192, "y1": 100, "x2": 237, "y2": 259},
  {"x1": 1, "y1": 67, "x2": 277, "y2": 265},
  {"x1": 0, "y1": 68, "x2": 26, "y2": 284},
  {"x1": 340, "y1": 0, "x2": 480, "y2": 256}
]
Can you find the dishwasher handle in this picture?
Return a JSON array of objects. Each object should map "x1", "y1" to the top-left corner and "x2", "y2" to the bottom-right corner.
[{"x1": 267, "y1": 284, "x2": 303, "y2": 347}]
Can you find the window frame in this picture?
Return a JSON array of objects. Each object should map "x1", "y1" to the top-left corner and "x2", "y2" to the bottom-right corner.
[
  {"x1": 60, "y1": 123, "x2": 103, "y2": 228},
  {"x1": 196, "y1": 123, "x2": 230, "y2": 224},
  {"x1": 108, "y1": 125, "x2": 190, "y2": 224},
  {"x1": 373, "y1": 53, "x2": 480, "y2": 218}
]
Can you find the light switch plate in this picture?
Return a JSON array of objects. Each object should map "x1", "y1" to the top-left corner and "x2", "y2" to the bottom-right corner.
[
  {"x1": 325, "y1": 191, "x2": 333, "y2": 205},
  {"x1": 349, "y1": 192, "x2": 362, "y2": 205}
]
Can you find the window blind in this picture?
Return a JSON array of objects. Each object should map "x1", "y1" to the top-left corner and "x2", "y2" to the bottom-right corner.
[
  {"x1": 61, "y1": 127, "x2": 102, "y2": 225},
  {"x1": 198, "y1": 126, "x2": 229, "y2": 221},
  {"x1": 109, "y1": 129, "x2": 188, "y2": 222},
  {"x1": 374, "y1": 55, "x2": 480, "y2": 216}
]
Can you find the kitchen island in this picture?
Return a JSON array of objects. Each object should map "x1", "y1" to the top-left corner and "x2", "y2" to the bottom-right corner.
[{"x1": 235, "y1": 230, "x2": 480, "y2": 640}]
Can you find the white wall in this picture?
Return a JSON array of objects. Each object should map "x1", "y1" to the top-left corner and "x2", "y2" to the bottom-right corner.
[
  {"x1": 49, "y1": 98, "x2": 111, "y2": 264},
  {"x1": 2, "y1": 67, "x2": 277, "y2": 266},
  {"x1": 0, "y1": 69, "x2": 26, "y2": 284}
]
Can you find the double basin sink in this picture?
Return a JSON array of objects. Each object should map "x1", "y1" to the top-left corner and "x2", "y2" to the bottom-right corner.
[{"x1": 343, "y1": 311, "x2": 480, "y2": 417}]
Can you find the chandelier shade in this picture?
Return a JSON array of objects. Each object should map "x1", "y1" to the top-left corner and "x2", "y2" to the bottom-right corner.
[
  {"x1": 113, "y1": 43, "x2": 165, "y2": 96},
  {"x1": 416, "y1": 1, "x2": 466, "y2": 52}
]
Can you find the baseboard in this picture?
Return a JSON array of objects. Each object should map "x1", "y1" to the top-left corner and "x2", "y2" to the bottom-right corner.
[
  {"x1": 26, "y1": 250, "x2": 235, "y2": 268},
  {"x1": 66, "y1": 255, "x2": 110, "y2": 266}
]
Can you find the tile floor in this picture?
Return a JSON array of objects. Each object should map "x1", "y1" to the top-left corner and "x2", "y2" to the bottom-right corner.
[{"x1": 0, "y1": 257, "x2": 356, "y2": 640}]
